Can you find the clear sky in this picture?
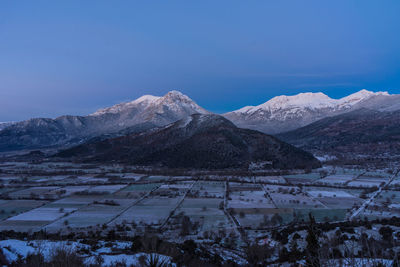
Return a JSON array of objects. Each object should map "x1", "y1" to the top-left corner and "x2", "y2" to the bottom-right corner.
[{"x1": 1, "y1": 1, "x2": 400, "y2": 121}]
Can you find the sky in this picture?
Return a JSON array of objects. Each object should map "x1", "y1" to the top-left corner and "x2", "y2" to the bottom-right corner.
[{"x1": 1, "y1": 1, "x2": 400, "y2": 121}]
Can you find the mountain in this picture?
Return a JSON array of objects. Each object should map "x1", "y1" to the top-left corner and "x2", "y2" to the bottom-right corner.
[
  {"x1": 224, "y1": 90, "x2": 400, "y2": 134},
  {"x1": 0, "y1": 91, "x2": 209, "y2": 152},
  {"x1": 276, "y1": 108, "x2": 400, "y2": 156},
  {"x1": 56, "y1": 114, "x2": 321, "y2": 170},
  {"x1": 90, "y1": 90, "x2": 209, "y2": 127},
  {"x1": 3, "y1": 88, "x2": 399, "y2": 153},
  {"x1": 0, "y1": 122, "x2": 15, "y2": 131}
]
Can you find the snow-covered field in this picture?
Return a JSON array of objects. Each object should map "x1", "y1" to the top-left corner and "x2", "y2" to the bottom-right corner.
[
  {"x1": 307, "y1": 190, "x2": 355, "y2": 198},
  {"x1": 87, "y1": 184, "x2": 127, "y2": 194},
  {"x1": 228, "y1": 190, "x2": 275, "y2": 209},
  {"x1": 315, "y1": 175, "x2": 355, "y2": 186},
  {"x1": 6, "y1": 207, "x2": 76, "y2": 221}
]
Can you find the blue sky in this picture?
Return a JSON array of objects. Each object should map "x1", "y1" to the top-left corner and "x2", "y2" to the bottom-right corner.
[{"x1": 1, "y1": 1, "x2": 400, "y2": 121}]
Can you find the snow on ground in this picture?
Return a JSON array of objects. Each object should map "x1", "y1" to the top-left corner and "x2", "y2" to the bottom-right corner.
[
  {"x1": 7, "y1": 207, "x2": 76, "y2": 221},
  {"x1": 88, "y1": 184, "x2": 127, "y2": 193},
  {"x1": 0, "y1": 239, "x2": 88, "y2": 262},
  {"x1": 323, "y1": 258, "x2": 392, "y2": 267},
  {"x1": 0, "y1": 239, "x2": 35, "y2": 262},
  {"x1": 85, "y1": 253, "x2": 175, "y2": 267},
  {"x1": 0, "y1": 239, "x2": 176, "y2": 266},
  {"x1": 315, "y1": 155, "x2": 337, "y2": 162},
  {"x1": 389, "y1": 203, "x2": 400, "y2": 209},
  {"x1": 35, "y1": 176, "x2": 69, "y2": 182},
  {"x1": 308, "y1": 190, "x2": 355, "y2": 198},
  {"x1": 159, "y1": 183, "x2": 191, "y2": 189},
  {"x1": 347, "y1": 180, "x2": 382, "y2": 188}
]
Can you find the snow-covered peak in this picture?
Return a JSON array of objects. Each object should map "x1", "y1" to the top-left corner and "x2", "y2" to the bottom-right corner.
[
  {"x1": 91, "y1": 90, "x2": 208, "y2": 116},
  {"x1": 231, "y1": 90, "x2": 390, "y2": 114},
  {"x1": 131, "y1": 94, "x2": 160, "y2": 105},
  {"x1": 0, "y1": 121, "x2": 16, "y2": 131},
  {"x1": 91, "y1": 94, "x2": 160, "y2": 116},
  {"x1": 154, "y1": 90, "x2": 209, "y2": 114},
  {"x1": 338, "y1": 89, "x2": 389, "y2": 105},
  {"x1": 236, "y1": 92, "x2": 336, "y2": 114},
  {"x1": 159, "y1": 90, "x2": 193, "y2": 103},
  {"x1": 165, "y1": 90, "x2": 185, "y2": 97},
  {"x1": 263, "y1": 92, "x2": 335, "y2": 110}
]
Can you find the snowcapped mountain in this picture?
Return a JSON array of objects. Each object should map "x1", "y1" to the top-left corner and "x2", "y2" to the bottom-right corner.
[
  {"x1": 88, "y1": 90, "x2": 209, "y2": 132},
  {"x1": 0, "y1": 122, "x2": 15, "y2": 131},
  {"x1": 2, "y1": 88, "x2": 399, "y2": 153},
  {"x1": 224, "y1": 89, "x2": 398, "y2": 134},
  {"x1": 92, "y1": 94, "x2": 161, "y2": 116},
  {"x1": 0, "y1": 91, "x2": 209, "y2": 152}
]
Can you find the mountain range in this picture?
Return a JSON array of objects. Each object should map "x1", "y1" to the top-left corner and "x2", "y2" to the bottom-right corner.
[
  {"x1": 1, "y1": 89, "x2": 399, "y2": 163},
  {"x1": 0, "y1": 91, "x2": 208, "y2": 152},
  {"x1": 224, "y1": 89, "x2": 400, "y2": 134}
]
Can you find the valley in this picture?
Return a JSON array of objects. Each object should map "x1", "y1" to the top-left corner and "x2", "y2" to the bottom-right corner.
[
  {"x1": 3, "y1": 1, "x2": 399, "y2": 264},
  {"x1": 0, "y1": 160, "x2": 400, "y2": 265}
]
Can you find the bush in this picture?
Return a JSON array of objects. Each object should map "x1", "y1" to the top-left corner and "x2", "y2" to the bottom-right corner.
[{"x1": 144, "y1": 253, "x2": 171, "y2": 267}]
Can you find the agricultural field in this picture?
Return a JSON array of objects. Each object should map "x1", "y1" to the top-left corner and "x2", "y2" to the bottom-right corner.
[
  {"x1": 111, "y1": 196, "x2": 181, "y2": 226},
  {"x1": 0, "y1": 161, "x2": 398, "y2": 242},
  {"x1": 173, "y1": 197, "x2": 235, "y2": 234},
  {"x1": 315, "y1": 174, "x2": 356, "y2": 186},
  {"x1": 283, "y1": 172, "x2": 321, "y2": 184},
  {"x1": 304, "y1": 186, "x2": 363, "y2": 210},
  {"x1": 8, "y1": 186, "x2": 61, "y2": 199},
  {"x1": 189, "y1": 181, "x2": 225, "y2": 198},
  {"x1": 254, "y1": 176, "x2": 286, "y2": 184},
  {"x1": 375, "y1": 190, "x2": 400, "y2": 204},
  {"x1": 347, "y1": 176, "x2": 388, "y2": 188}
]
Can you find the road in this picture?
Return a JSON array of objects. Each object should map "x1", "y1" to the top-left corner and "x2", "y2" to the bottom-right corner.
[{"x1": 348, "y1": 169, "x2": 399, "y2": 220}]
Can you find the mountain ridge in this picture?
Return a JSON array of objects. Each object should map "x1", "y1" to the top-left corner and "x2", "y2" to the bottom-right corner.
[
  {"x1": 276, "y1": 108, "x2": 400, "y2": 156},
  {"x1": 1, "y1": 89, "x2": 399, "y2": 153},
  {"x1": 56, "y1": 114, "x2": 321, "y2": 170},
  {"x1": 223, "y1": 89, "x2": 399, "y2": 134},
  {"x1": 0, "y1": 91, "x2": 209, "y2": 152}
]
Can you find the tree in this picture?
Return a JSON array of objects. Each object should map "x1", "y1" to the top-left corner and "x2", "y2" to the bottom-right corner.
[
  {"x1": 393, "y1": 253, "x2": 400, "y2": 267},
  {"x1": 379, "y1": 226, "x2": 393, "y2": 242},
  {"x1": 182, "y1": 239, "x2": 197, "y2": 255},
  {"x1": 319, "y1": 170, "x2": 328, "y2": 179},
  {"x1": 271, "y1": 213, "x2": 283, "y2": 225},
  {"x1": 245, "y1": 244, "x2": 272, "y2": 266},
  {"x1": 262, "y1": 214, "x2": 270, "y2": 226},
  {"x1": 289, "y1": 238, "x2": 301, "y2": 262},
  {"x1": 305, "y1": 213, "x2": 320, "y2": 267},
  {"x1": 131, "y1": 235, "x2": 143, "y2": 252},
  {"x1": 180, "y1": 216, "x2": 192, "y2": 236}
]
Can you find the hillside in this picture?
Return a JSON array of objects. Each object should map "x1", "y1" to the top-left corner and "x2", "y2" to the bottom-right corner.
[
  {"x1": 276, "y1": 108, "x2": 400, "y2": 155},
  {"x1": 0, "y1": 91, "x2": 209, "y2": 152},
  {"x1": 56, "y1": 114, "x2": 321, "y2": 170}
]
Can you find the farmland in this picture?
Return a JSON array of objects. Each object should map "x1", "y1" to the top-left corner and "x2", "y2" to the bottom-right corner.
[
  {"x1": 0, "y1": 162, "x2": 400, "y2": 263},
  {"x1": 0, "y1": 161, "x2": 400, "y2": 266},
  {"x1": 0, "y1": 161, "x2": 396, "y2": 237}
]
